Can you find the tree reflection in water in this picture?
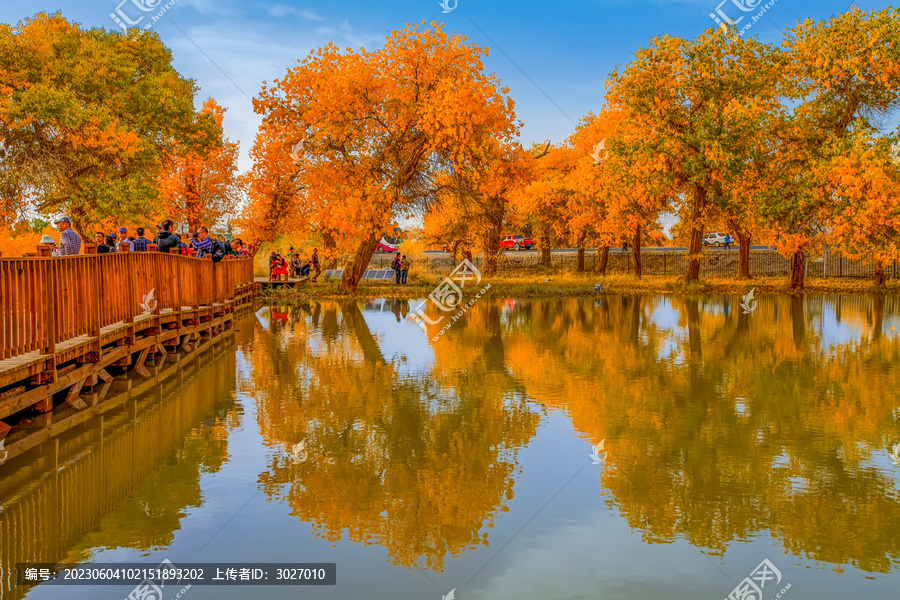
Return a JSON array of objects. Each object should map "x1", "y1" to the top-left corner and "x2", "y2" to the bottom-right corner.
[{"x1": 249, "y1": 295, "x2": 900, "y2": 574}]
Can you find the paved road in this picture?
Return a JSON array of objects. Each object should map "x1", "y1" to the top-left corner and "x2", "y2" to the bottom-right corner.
[{"x1": 420, "y1": 245, "x2": 772, "y2": 256}]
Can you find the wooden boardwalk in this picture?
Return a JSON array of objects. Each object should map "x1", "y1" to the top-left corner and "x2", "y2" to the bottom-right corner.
[{"x1": 0, "y1": 246, "x2": 254, "y2": 439}]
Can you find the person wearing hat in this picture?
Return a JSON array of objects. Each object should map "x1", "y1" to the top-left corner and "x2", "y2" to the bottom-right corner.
[
  {"x1": 116, "y1": 227, "x2": 134, "y2": 252},
  {"x1": 39, "y1": 234, "x2": 58, "y2": 256},
  {"x1": 55, "y1": 216, "x2": 81, "y2": 256}
]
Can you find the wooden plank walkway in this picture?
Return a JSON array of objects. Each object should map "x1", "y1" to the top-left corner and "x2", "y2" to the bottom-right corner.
[{"x1": 0, "y1": 247, "x2": 254, "y2": 435}]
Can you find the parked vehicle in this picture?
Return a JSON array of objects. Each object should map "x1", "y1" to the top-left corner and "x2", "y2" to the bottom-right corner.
[
  {"x1": 499, "y1": 234, "x2": 535, "y2": 251},
  {"x1": 702, "y1": 232, "x2": 729, "y2": 247},
  {"x1": 375, "y1": 236, "x2": 400, "y2": 253}
]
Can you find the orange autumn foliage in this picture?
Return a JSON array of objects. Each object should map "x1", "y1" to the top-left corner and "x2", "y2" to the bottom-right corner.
[{"x1": 158, "y1": 99, "x2": 241, "y2": 232}]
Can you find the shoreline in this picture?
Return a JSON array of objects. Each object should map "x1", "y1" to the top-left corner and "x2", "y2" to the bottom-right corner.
[{"x1": 253, "y1": 274, "x2": 900, "y2": 301}]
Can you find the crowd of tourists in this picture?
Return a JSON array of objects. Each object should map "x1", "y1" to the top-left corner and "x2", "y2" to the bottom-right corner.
[
  {"x1": 37, "y1": 216, "x2": 256, "y2": 262},
  {"x1": 269, "y1": 247, "x2": 322, "y2": 282}
]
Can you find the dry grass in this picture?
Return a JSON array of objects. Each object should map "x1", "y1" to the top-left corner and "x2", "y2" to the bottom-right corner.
[{"x1": 255, "y1": 271, "x2": 900, "y2": 301}]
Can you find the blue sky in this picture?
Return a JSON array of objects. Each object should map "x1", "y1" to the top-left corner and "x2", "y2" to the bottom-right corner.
[{"x1": 0, "y1": 0, "x2": 893, "y2": 174}]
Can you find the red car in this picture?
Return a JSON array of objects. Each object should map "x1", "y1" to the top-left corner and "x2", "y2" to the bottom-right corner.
[
  {"x1": 499, "y1": 234, "x2": 534, "y2": 251},
  {"x1": 375, "y1": 236, "x2": 400, "y2": 253}
]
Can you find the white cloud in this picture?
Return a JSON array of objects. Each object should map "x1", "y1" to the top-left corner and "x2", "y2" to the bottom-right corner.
[
  {"x1": 158, "y1": 15, "x2": 385, "y2": 174},
  {"x1": 264, "y1": 4, "x2": 325, "y2": 21}
]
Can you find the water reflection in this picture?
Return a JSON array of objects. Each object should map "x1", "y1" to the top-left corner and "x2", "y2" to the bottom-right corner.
[
  {"x1": 252, "y1": 295, "x2": 900, "y2": 575},
  {"x1": 248, "y1": 301, "x2": 541, "y2": 571},
  {"x1": 0, "y1": 335, "x2": 244, "y2": 600}
]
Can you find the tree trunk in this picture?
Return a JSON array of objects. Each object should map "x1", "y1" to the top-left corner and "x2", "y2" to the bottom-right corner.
[
  {"x1": 736, "y1": 232, "x2": 751, "y2": 279},
  {"x1": 481, "y1": 199, "x2": 506, "y2": 276},
  {"x1": 727, "y1": 220, "x2": 751, "y2": 280},
  {"x1": 540, "y1": 224, "x2": 552, "y2": 267},
  {"x1": 874, "y1": 259, "x2": 886, "y2": 287},
  {"x1": 450, "y1": 240, "x2": 461, "y2": 266},
  {"x1": 340, "y1": 233, "x2": 380, "y2": 292},
  {"x1": 322, "y1": 229, "x2": 338, "y2": 269},
  {"x1": 576, "y1": 235, "x2": 585, "y2": 272},
  {"x1": 631, "y1": 224, "x2": 642, "y2": 279},
  {"x1": 790, "y1": 250, "x2": 805, "y2": 290},
  {"x1": 595, "y1": 246, "x2": 609, "y2": 274},
  {"x1": 685, "y1": 185, "x2": 706, "y2": 283}
]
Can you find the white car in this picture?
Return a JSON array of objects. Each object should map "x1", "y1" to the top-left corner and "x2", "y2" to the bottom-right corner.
[{"x1": 702, "y1": 232, "x2": 730, "y2": 247}]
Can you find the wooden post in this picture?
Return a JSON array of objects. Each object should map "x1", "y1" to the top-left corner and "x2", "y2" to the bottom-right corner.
[
  {"x1": 37, "y1": 244, "x2": 53, "y2": 257},
  {"x1": 43, "y1": 254, "x2": 57, "y2": 356},
  {"x1": 83, "y1": 243, "x2": 97, "y2": 255}
]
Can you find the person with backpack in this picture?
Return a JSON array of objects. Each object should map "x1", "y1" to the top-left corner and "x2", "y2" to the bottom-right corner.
[
  {"x1": 399, "y1": 254, "x2": 411, "y2": 284},
  {"x1": 391, "y1": 252, "x2": 401, "y2": 284},
  {"x1": 193, "y1": 227, "x2": 215, "y2": 259}
]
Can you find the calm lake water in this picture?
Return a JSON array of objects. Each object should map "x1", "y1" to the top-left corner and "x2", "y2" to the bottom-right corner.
[{"x1": 2, "y1": 294, "x2": 900, "y2": 600}]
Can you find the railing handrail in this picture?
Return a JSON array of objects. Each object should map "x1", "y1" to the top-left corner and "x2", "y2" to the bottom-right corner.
[{"x1": 0, "y1": 252, "x2": 254, "y2": 362}]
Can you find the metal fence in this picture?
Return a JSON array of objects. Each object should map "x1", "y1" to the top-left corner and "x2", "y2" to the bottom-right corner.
[{"x1": 371, "y1": 250, "x2": 900, "y2": 279}]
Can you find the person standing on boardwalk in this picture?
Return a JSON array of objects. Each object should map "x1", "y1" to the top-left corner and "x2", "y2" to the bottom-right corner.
[
  {"x1": 132, "y1": 227, "x2": 151, "y2": 251},
  {"x1": 399, "y1": 254, "x2": 411, "y2": 284},
  {"x1": 392, "y1": 252, "x2": 401, "y2": 284},
  {"x1": 55, "y1": 216, "x2": 81, "y2": 256},
  {"x1": 94, "y1": 232, "x2": 114, "y2": 254},
  {"x1": 39, "y1": 234, "x2": 58, "y2": 256},
  {"x1": 116, "y1": 227, "x2": 134, "y2": 252},
  {"x1": 154, "y1": 220, "x2": 181, "y2": 254},
  {"x1": 287, "y1": 246, "x2": 296, "y2": 275},
  {"x1": 193, "y1": 227, "x2": 213, "y2": 258},
  {"x1": 310, "y1": 247, "x2": 321, "y2": 282}
]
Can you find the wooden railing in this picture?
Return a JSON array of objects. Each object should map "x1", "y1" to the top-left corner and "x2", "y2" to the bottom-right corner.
[{"x1": 0, "y1": 250, "x2": 254, "y2": 361}]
